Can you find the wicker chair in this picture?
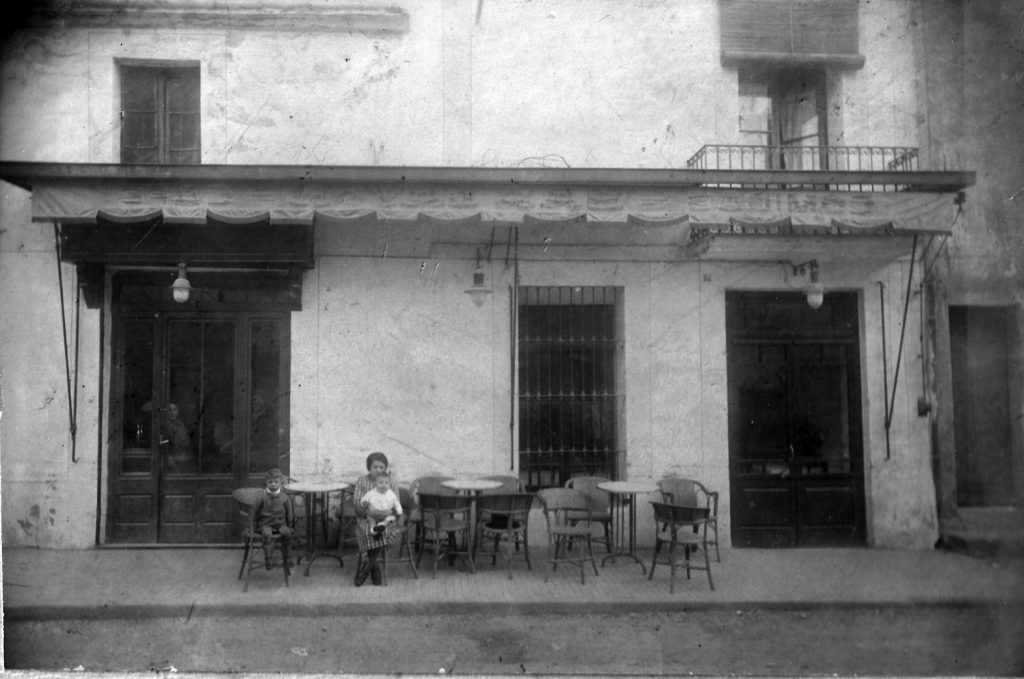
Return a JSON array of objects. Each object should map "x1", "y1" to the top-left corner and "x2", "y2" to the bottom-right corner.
[
  {"x1": 474, "y1": 492, "x2": 534, "y2": 579},
  {"x1": 564, "y1": 475, "x2": 613, "y2": 553},
  {"x1": 657, "y1": 477, "x2": 720, "y2": 561},
  {"x1": 648, "y1": 501, "x2": 714, "y2": 592},
  {"x1": 537, "y1": 488, "x2": 600, "y2": 584}
]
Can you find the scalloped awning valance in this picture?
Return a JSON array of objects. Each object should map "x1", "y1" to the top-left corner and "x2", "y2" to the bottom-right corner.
[{"x1": 24, "y1": 175, "x2": 959, "y2": 235}]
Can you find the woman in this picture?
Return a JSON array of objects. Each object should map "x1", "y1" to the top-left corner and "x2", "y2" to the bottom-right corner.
[{"x1": 352, "y1": 451, "x2": 400, "y2": 586}]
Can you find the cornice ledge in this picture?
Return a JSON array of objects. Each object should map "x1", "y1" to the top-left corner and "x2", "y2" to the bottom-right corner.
[{"x1": 23, "y1": 1, "x2": 410, "y2": 34}]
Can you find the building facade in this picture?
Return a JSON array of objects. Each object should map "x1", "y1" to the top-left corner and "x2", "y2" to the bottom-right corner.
[{"x1": 0, "y1": 0, "x2": 1019, "y2": 551}]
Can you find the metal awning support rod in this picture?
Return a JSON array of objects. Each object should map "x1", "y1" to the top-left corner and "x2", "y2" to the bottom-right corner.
[
  {"x1": 877, "y1": 281, "x2": 891, "y2": 461},
  {"x1": 508, "y1": 225, "x2": 519, "y2": 472},
  {"x1": 54, "y1": 223, "x2": 80, "y2": 462},
  {"x1": 882, "y1": 234, "x2": 919, "y2": 461}
]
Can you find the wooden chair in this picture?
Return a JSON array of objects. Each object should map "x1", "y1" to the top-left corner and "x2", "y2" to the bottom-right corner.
[
  {"x1": 356, "y1": 486, "x2": 419, "y2": 585},
  {"x1": 648, "y1": 501, "x2": 714, "y2": 592},
  {"x1": 657, "y1": 476, "x2": 720, "y2": 561},
  {"x1": 474, "y1": 492, "x2": 534, "y2": 579},
  {"x1": 415, "y1": 492, "x2": 475, "y2": 577},
  {"x1": 537, "y1": 488, "x2": 600, "y2": 584},
  {"x1": 408, "y1": 475, "x2": 455, "y2": 553},
  {"x1": 232, "y1": 487, "x2": 298, "y2": 592},
  {"x1": 564, "y1": 476, "x2": 613, "y2": 553}
]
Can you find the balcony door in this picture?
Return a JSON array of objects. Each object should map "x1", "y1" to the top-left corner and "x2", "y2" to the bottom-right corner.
[
  {"x1": 739, "y1": 67, "x2": 828, "y2": 170},
  {"x1": 107, "y1": 273, "x2": 291, "y2": 544}
]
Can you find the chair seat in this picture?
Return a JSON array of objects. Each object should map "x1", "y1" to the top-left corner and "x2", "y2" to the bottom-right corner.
[
  {"x1": 567, "y1": 509, "x2": 611, "y2": 522},
  {"x1": 549, "y1": 525, "x2": 595, "y2": 538},
  {"x1": 481, "y1": 518, "x2": 524, "y2": 531},
  {"x1": 658, "y1": 532, "x2": 702, "y2": 546},
  {"x1": 424, "y1": 517, "x2": 468, "y2": 533}
]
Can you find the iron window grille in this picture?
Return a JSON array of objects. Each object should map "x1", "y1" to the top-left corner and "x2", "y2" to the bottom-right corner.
[{"x1": 518, "y1": 286, "x2": 624, "y2": 491}]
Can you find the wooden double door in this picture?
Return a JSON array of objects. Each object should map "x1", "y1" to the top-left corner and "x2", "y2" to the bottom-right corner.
[
  {"x1": 727, "y1": 292, "x2": 866, "y2": 547},
  {"x1": 107, "y1": 303, "x2": 290, "y2": 544}
]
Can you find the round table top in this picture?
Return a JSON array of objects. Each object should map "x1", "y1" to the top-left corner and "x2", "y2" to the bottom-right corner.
[
  {"x1": 441, "y1": 478, "x2": 504, "y2": 492},
  {"x1": 597, "y1": 480, "x2": 659, "y2": 495},
  {"x1": 285, "y1": 477, "x2": 351, "y2": 493}
]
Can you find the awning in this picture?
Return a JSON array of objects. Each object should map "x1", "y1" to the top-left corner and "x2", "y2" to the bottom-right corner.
[{"x1": 1, "y1": 162, "x2": 972, "y2": 263}]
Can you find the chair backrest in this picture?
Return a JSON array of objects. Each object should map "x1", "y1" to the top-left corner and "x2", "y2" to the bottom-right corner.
[
  {"x1": 478, "y1": 474, "x2": 523, "y2": 494},
  {"x1": 232, "y1": 487, "x2": 295, "y2": 531},
  {"x1": 537, "y1": 488, "x2": 592, "y2": 530},
  {"x1": 477, "y1": 492, "x2": 534, "y2": 518},
  {"x1": 394, "y1": 486, "x2": 416, "y2": 529},
  {"x1": 565, "y1": 476, "x2": 611, "y2": 512},
  {"x1": 398, "y1": 486, "x2": 416, "y2": 514},
  {"x1": 650, "y1": 501, "x2": 710, "y2": 529},
  {"x1": 409, "y1": 475, "x2": 456, "y2": 505},
  {"x1": 658, "y1": 477, "x2": 714, "y2": 511},
  {"x1": 417, "y1": 492, "x2": 472, "y2": 529},
  {"x1": 232, "y1": 487, "x2": 265, "y2": 510}
]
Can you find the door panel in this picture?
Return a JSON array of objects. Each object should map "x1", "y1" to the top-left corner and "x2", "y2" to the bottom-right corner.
[
  {"x1": 950, "y1": 306, "x2": 1016, "y2": 506},
  {"x1": 109, "y1": 318, "x2": 160, "y2": 542},
  {"x1": 108, "y1": 311, "x2": 289, "y2": 544},
  {"x1": 727, "y1": 292, "x2": 865, "y2": 548}
]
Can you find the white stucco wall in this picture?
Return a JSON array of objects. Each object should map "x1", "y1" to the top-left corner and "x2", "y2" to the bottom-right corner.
[
  {"x1": 0, "y1": 184, "x2": 103, "y2": 548},
  {"x1": 0, "y1": 0, "x2": 962, "y2": 549}
]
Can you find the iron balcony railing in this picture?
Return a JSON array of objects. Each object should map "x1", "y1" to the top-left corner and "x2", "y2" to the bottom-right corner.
[{"x1": 686, "y1": 144, "x2": 920, "y2": 191}]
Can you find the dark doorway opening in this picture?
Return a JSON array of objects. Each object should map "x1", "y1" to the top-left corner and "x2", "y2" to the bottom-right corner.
[{"x1": 727, "y1": 291, "x2": 866, "y2": 547}]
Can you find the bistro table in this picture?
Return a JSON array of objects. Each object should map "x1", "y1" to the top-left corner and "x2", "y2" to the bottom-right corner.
[
  {"x1": 440, "y1": 478, "x2": 504, "y2": 563},
  {"x1": 284, "y1": 475, "x2": 351, "y2": 576},
  {"x1": 597, "y1": 480, "x2": 659, "y2": 573}
]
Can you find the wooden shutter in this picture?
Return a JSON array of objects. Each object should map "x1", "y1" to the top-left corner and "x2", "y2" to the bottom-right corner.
[
  {"x1": 719, "y1": 0, "x2": 864, "y2": 68},
  {"x1": 165, "y1": 69, "x2": 201, "y2": 164},
  {"x1": 121, "y1": 67, "x2": 161, "y2": 164}
]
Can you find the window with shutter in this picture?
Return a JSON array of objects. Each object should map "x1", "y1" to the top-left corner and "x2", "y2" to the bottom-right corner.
[
  {"x1": 120, "y1": 63, "x2": 200, "y2": 164},
  {"x1": 719, "y1": 0, "x2": 864, "y2": 69}
]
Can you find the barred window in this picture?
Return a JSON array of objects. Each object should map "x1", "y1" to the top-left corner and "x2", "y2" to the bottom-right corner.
[{"x1": 518, "y1": 286, "x2": 624, "y2": 491}]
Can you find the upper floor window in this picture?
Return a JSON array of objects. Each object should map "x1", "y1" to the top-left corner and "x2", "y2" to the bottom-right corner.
[
  {"x1": 739, "y1": 68, "x2": 826, "y2": 170},
  {"x1": 120, "y1": 62, "x2": 200, "y2": 164}
]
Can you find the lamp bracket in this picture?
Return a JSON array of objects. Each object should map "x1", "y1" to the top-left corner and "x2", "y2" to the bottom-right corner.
[{"x1": 790, "y1": 259, "x2": 819, "y2": 277}]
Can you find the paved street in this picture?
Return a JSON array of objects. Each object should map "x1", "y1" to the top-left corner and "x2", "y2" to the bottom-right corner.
[
  {"x1": 6, "y1": 546, "x2": 1024, "y2": 674},
  {"x1": 7, "y1": 606, "x2": 1024, "y2": 675}
]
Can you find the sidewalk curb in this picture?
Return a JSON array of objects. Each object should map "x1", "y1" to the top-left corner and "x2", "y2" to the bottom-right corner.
[{"x1": 7, "y1": 598, "x2": 1024, "y2": 621}]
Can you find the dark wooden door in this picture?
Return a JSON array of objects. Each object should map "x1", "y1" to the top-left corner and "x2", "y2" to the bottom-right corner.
[
  {"x1": 727, "y1": 292, "x2": 865, "y2": 547},
  {"x1": 950, "y1": 306, "x2": 1016, "y2": 506},
  {"x1": 108, "y1": 311, "x2": 289, "y2": 544}
]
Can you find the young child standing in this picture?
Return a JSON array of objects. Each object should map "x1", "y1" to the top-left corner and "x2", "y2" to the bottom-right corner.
[
  {"x1": 360, "y1": 471, "x2": 402, "y2": 537},
  {"x1": 253, "y1": 467, "x2": 293, "y2": 571}
]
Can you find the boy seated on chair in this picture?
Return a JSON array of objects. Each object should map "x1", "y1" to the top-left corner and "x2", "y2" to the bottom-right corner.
[
  {"x1": 360, "y1": 471, "x2": 402, "y2": 537},
  {"x1": 254, "y1": 467, "x2": 293, "y2": 571}
]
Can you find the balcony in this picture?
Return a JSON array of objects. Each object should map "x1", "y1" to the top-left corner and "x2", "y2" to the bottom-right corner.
[{"x1": 686, "y1": 144, "x2": 929, "y2": 192}]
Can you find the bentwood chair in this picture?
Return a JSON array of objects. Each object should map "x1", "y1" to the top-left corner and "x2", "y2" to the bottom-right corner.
[
  {"x1": 416, "y1": 492, "x2": 475, "y2": 577},
  {"x1": 408, "y1": 475, "x2": 456, "y2": 553},
  {"x1": 474, "y1": 492, "x2": 535, "y2": 579},
  {"x1": 648, "y1": 501, "x2": 714, "y2": 592},
  {"x1": 564, "y1": 476, "x2": 613, "y2": 553},
  {"x1": 357, "y1": 486, "x2": 419, "y2": 584},
  {"x1": 657, "y1": 476, "x2": 720, "y2": 561},
  {"x1": 537, "y1": 488, "x2": 600, "y2": 584},
  {"x1": 232, "y1": 487, "x2": 297, "y2": 592}
]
